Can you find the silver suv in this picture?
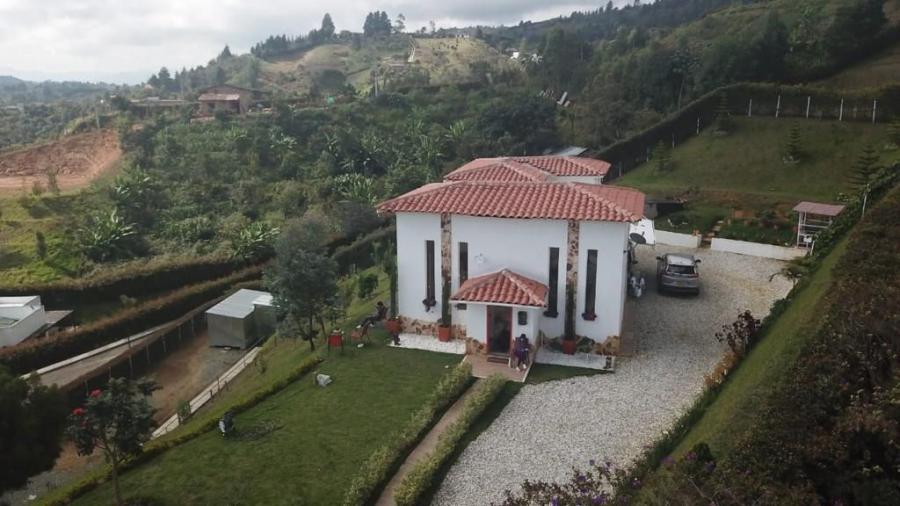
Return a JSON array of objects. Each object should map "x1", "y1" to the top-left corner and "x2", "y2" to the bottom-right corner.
[{"x1": 656, "y1": 253, "x2": 701, "y2": 294}]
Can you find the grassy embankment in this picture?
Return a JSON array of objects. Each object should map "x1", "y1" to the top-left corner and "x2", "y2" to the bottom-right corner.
[{"x1": 617, "y1": 116, "x2": 893, "y2": 243}]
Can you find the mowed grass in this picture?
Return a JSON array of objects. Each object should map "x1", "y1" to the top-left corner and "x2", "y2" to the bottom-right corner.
[
  {"x1": 74, "y1": 342, "x2": 460, "y2": 506},
  {"x1": 672, "y1": 237, "x2": 848, "y2": 457},
  {"x1": 617, "y1": 117, "x2": 892, "y2": 202}
]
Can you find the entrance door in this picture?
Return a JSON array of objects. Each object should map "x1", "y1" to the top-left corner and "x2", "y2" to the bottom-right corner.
[{"x1": 486, "y1": 306, "x2": 513, "y2": 354}]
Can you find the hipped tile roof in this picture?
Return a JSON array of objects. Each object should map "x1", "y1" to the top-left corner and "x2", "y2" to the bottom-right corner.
[
  {"x1": 445, "y1": 156, "x2": 611, "y2": 182},
  {"x1": 451, "y1": 269, "x2": 547, "y2": 307},
  {"x1": 377, "y1": 181, "x2": 645, "y2": 223}
]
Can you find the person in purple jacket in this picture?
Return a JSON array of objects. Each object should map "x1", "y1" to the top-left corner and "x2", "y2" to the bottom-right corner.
[{"x1": 512, "y1": 334, "x2": 531, "y2": 371}]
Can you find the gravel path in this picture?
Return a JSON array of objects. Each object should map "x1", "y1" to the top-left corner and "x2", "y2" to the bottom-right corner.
[{"x1": 432, "y1": 246, "x2": 793, "y2": 505}]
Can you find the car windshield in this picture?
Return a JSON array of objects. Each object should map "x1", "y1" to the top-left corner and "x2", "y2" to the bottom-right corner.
[{"x1": 667, "y1": 264, "x2": 695, "y2": 275}]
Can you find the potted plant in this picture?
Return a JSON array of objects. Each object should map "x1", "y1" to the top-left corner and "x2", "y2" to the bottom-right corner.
[
  {"x1": 562, "y1": 286, "x2": 577, "y2": 354},
  {"x1": 437, "y1": 279, "x2": 452, "y2": 342}
]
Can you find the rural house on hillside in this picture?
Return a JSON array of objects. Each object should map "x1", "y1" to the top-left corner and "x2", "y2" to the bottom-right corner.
[
  {"x1": 377, "y1": 156, "x2": 644, "y2": 368},
  {"x1": 197, "y1": 84, "x2": 267, "y2": 116}
]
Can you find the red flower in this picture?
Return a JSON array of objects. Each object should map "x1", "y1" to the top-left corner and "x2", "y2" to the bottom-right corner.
[
  {"x1": 89, "y1": 389, "x2": 102, "y2": 398},
  {"x1": 72, "y1": 407, "x2": 85, "y2": 416}
]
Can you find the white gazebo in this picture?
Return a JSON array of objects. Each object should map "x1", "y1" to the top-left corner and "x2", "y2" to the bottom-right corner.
[{"x1": 793, "y1": 201, "x2": 845, "y2": 250}]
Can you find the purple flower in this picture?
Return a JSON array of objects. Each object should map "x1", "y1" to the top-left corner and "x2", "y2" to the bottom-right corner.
[
  {"x1": 662, "y1": 455, "x2": 675, "y2": 468},
  {"x1": 551, "y1": 496, "x2": 560, "y2": 506},
  {"x1": 592, "y1": 495, "x2": 607, "y2": 505}
]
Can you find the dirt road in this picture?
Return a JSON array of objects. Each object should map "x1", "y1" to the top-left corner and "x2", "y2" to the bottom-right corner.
[{"x1": 0, "y1": 129, "x2": 121, "y2": 192}]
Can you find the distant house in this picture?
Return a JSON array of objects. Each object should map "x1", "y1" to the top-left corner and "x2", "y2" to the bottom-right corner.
[
  {"x1": 206, "y1": 289, "x2": 276, "y2": 348},
  {"x1": 197, "y1": 84, "x2": 267, "y2": 116},
  {"x1": 0, "y1": 296, "x2": 70, "y2": 347},
  {"x1": 129, "y1": 97, "x2": 191, "y2": 118},
  {"x1": 376, "y1": 156, "x2": 644, "y2": 361}
]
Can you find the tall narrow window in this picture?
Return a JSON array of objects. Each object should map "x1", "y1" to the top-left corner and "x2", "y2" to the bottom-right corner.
[
  {"x1": 544, "y1": 247, "x2": 560, "y2": 317},
  {"x1": 425, "y1": 240, "x2": 436, "y2": 308},
  {"x1": 583, "y1": 249, "x2": 598, "y2": 320},
  {"x1": 457, "y1": 242, "x2": 468, "y2": 310}
]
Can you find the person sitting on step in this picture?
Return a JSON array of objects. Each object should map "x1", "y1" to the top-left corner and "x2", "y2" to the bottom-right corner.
[{"x1": 358, "y1": 301, "x2": 387, "y2": 329}]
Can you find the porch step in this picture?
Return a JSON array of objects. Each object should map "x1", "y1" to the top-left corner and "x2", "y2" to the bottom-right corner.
[{"x1": 486, "y1": 354, "x2": 508, "y2": 364}]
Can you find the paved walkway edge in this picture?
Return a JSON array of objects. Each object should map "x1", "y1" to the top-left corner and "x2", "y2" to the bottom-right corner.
[
  {"x1": 151, "y1": 346, "x2": 260, "y2": 439},
  {"x1": 375, "y1": 378, "x2": 483, "y2": 506}
]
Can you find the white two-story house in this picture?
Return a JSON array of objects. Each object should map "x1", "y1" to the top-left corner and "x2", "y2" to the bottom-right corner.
[{"x1": 376, "y1": 156, "x2": 644, "y2": 359}]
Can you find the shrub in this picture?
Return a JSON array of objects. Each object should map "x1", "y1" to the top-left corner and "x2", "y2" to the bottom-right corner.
[
  {"x1": 342, "y1": 362, "x2": 473, "y2": 506},
  {"x1": 394, "y1": 374, "x2": 507, "y2": 506},
  {"x1": 356, "y1": 272, "x2": 379, "y2": 299},
  {"x1": 714, "y1": 310, "x2": 761, "y2": 358}
]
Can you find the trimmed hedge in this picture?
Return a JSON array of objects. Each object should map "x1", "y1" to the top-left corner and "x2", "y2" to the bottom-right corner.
[
  {"x1": 0, "y1": 255, "x2": 249, "y2": 307},
  {"x1": 393, "y1": 374, "x2": 507, "y2": 506},
  {"x1": 41, "y1": 352, "x2": 324, "y2": 506},
  {"x1": 331, "y1": 225, "x2": 396, "y2": 275},
  {"x1": 0, "y1": 265, "x2": 264, "y2": 375},
  {"x1": 342, "y1": 361, "x2": 473, "y2": 506}
]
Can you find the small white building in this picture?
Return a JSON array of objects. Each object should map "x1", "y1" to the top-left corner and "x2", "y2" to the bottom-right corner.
[
  {"x1": 377, "y1": 156, "x2": 644, "y2": 360},
  {"x1": 206, "y1": 289, "x2": 276, "y2": 349},
  {"x1": 0, "y1": 296, "x2": 47, "y2": 347}
]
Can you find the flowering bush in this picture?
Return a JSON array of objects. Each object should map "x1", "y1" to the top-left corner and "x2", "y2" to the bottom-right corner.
[{"x1": 714, "y1": 310, "x2": 760, "y2": 357}]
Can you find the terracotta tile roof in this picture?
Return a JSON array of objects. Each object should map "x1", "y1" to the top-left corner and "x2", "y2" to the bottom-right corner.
[
  {"x1": 793, "y1": 201, "x2": 845, "y2": 217},
  {"x1": 377, "y1": 181, "x2": 645, "y2": 223},
  {"x1": 445, "y1": 156, "x2": 611, "y2": 182},
  {"x1": 451, "y1": 269, "x2": 547, "y2": 307}
]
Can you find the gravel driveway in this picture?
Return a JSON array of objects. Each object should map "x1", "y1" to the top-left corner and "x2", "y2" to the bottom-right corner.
[{"x1": 432, "y1": 246, "x2": 793, "y2": 505}]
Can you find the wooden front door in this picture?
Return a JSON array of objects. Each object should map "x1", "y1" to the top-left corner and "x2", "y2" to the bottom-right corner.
[{"x1": 486, "y1": 306, "x2": 513, "y2": 354}]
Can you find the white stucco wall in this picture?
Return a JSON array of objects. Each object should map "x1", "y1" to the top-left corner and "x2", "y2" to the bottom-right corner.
[
  {"x1": 710, "y1": 238, "x2": 806, "y2": 260},
  {"x1": 450, "y1": 216, "x2": 568, "y2": 340},
  {"x1": 395, "y1": 212, "x2": 442, "y2": 323},
  {"x1": 576, "y1": 221, "x2": 630, "y2": 341},
  {"x1": 655, "y1": 230, "x2": 702, "y2": 248},
  {"x1": 466, "y1": 304, "x2": 487, "y2": 342}
]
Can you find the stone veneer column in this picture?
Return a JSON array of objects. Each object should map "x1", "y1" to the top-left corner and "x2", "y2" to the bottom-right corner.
[
  {"x1": 440, "y1": 213, "x2": 452, "y2": 281},
  {"x1": 565, "y1": 219, "x2": 579, "y2": 291}
]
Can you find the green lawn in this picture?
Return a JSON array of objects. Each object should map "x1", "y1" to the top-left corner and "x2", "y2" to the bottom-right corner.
[
  {"x1": 672, "y1": 237, "x2": 848, "y2": 456},
  {"x1": 618, "y1": 117, "x2": 892, "y2": 202},
  {"x1": 74, "y1": 342, "x2": 460, "y2": 505}
]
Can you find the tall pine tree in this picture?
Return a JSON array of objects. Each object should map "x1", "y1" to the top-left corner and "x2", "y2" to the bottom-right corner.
[
  {"x1": 783, "y1": 125, "x2": 802, "y2": 163},
  {"x1": 848, "y1": 144, "x2": 880, "y2": 189}
]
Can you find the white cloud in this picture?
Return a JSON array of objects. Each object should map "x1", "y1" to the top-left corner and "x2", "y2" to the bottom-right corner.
[{"x1": 0, "y1": 0, "x2": 621, "y2": 83}]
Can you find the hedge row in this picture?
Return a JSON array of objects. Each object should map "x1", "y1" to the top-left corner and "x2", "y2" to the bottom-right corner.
[
  {"x1": 610, "y1": 175, "x2": 900, "y2": 499},
  {"x1": 0, "y1": 265, "x2": 264, "y2": 375},
  {"x1": 0, "y1": 255, "x2": 249, "y2": 307},
  {"x1": 331, "y1": 225, "x2": 396, "y2": 275},
  {"x1": 342, "y1": 361, "x2": 473, "y2": 506},
  {"x1": 599, "y1": 82, "x2": 900, "y2": 180},
  {"x1": 393, "y1": 374, "x2": 507, "y2": 506},
  {"x1": 42, "y1": 352, "x2": 323, "y2": 506}
]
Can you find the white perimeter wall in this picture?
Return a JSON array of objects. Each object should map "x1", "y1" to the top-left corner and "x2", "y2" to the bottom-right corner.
[
  {"x1": 396, "y1": 212, "x2": 442, "y2": 323},
  {"x1": 655, "y1": 230, "x2": 702, "y2": 248},
  {"x1": 577, "y1": 222, "x2": 629, "y2": 340},
  {"x1": 710, "y1": 238, "x2": 806, "y2": 260},
  {"x1": 451, "y1": 216, "x2": 568, "y2": 340}
]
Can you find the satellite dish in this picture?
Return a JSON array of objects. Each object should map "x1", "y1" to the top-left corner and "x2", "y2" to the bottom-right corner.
[{"x1": 629, "y1": 232, "x2": 647, "y2": 245}]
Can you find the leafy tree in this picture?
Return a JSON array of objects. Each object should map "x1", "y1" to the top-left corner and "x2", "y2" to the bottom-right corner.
[
  {"x1": 715, "y1": 310, "x2": 761, "y2": 357},
  {"x1": 849, "y1": 144, "x2": 880, "y2": 189},
  {"x1": 357, "y1": 272, "x2": 379, "y2": 299},
  {"x1": 78, "y1": 208, "x2": 140, "y2": 263},
  {"x1": 783, "y1": 125, "x2": 802, "y2": 163},
  {"x1": 0, "y1": 368, "x2": 67, "y2": 493},
  {"x1": 265, "y1": 215, "x2": 338, "y2": 351},
  {"x1": 477, "y1": 92, "x2": 559, "y2": 154},
  {"x1": 46, "y1": 169, "x2": 60, "y2": 195},
  {"x1": 363, "y1": 11, "x2": 392, "y2": 37},
  {"x1": 394, "y1": 13, "x2": 406, "y2": 34},
  {"x1": 219, "y1": 45, "x2": 232, "y2": 60},
  {"x1": 320, "y1": 13, "x2": 335, "y2": 39},
  {"x1": 67, "y1": 378, "x2": 157, "y2": 506},
  {"x1": 230, "y1": 221, "x2": 279, "y2": 261},
  {"x1": 110, "y1": 168, "x2": 163, "y2": 230},
  {"x1": 333, "y1": 173, "x2": 377, "y2": 204},
  {"x1": 824, "y1": 0, "x2": 887, "y2": 60}
]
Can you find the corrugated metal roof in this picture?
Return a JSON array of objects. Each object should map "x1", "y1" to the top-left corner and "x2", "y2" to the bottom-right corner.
[
  {"x1": 206, "y1": 289, "x2": 273, "y2": 319},
  {"x1": 198, "y1": 93, "x2": 241, "y2": 101},
  {"x1": 793, "y1": 201, "x2": 845, "y2": 217}
]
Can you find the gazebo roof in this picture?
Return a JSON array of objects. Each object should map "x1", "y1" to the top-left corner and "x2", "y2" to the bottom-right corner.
[
  {"x1": 793, "y1": 201, "x2": 845, "y2": 217},
  {"x1": 451, "y1": 269, "x2": 547, "y2": 307}
]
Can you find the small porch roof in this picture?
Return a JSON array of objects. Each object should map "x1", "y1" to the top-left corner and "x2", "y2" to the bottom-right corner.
[
  {"x1": 793, "y1": 201, "x2": 845, "y2": 217},
  {"x1": 451, "y1": 269, "x2": 547, "y2": 307}
]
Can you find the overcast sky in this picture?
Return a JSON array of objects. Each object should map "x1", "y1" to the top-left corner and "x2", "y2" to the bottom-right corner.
[{"x1": 0, "y1": 0, "x2": 628, "y2": 84}]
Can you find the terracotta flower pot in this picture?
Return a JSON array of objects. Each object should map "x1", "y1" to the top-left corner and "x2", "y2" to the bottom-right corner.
[
  {"x1": 561, "y1": 339, "x2": 577, "y2": 355},
  {"x1": 437, "y1": 325, "x2": 452, "y2": 342}
]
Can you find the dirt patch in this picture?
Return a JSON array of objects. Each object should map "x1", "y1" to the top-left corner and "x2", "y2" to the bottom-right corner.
[{"x1": 0, "y1": 129, "x2": 121, "y2": 192}]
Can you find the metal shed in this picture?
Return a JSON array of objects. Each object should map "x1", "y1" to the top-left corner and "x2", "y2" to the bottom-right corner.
[
  {"x1": 206, "y1": 289, "x2": 276, "y2": 348},
  {"x1": 794, "y1": 201, "x2": 845, "y2": 250}
]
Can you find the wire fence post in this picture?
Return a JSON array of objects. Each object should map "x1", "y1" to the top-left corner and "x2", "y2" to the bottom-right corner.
[
  {"x1": 839, "y1": 98, "x2": 844, "y2": 121},
  {"x1": 872, "y1": 100, "x2": 878, "y2": 124},
  {"x1": 696, "y1": 116, "x2": 700, "y2": 134},
  {"x1": 806, "y1": 96, "x2": 811, "y2": 119},
  {"x1": 748, "y1": 98, "x2": 752, "y2": 117},
  {"x1": 775, "y1": 95, "x2": 781, "y2": 118}
]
